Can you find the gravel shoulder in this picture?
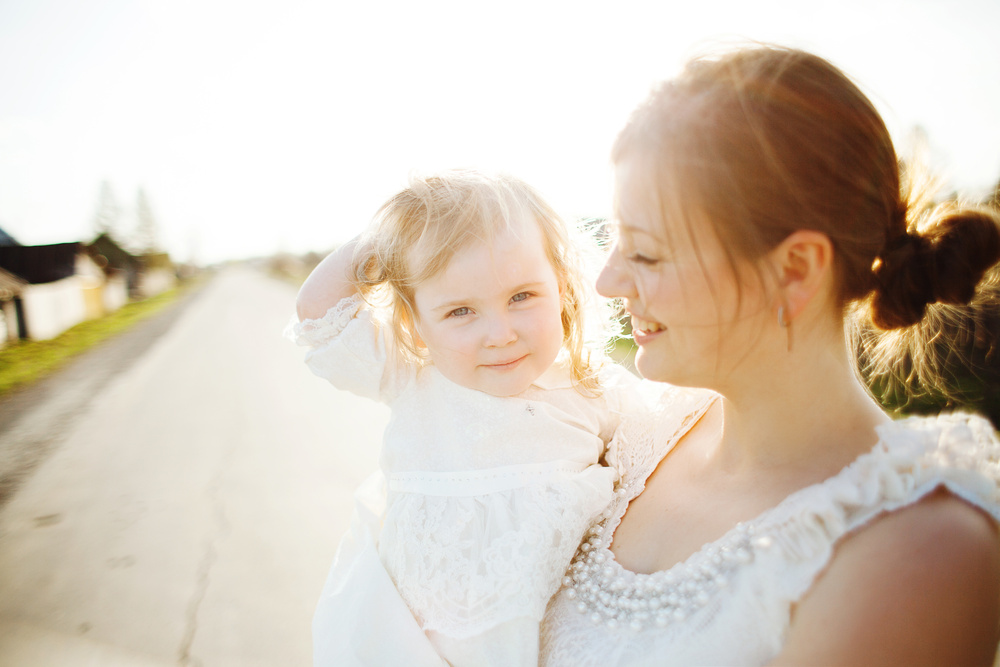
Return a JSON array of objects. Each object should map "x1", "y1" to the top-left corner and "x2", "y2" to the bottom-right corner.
[{"x1": 0, "y1": 282, "x2": 209, "y2": 509}]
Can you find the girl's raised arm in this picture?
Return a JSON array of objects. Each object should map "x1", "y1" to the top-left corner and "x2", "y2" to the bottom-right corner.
[{"x1": 296, "y1": 236, "x2": 365, "y2": 321}]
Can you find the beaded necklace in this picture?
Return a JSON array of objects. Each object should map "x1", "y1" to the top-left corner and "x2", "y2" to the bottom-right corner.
[{"x1": 561, "y1": 475, "x2": 776, "y2": 632}]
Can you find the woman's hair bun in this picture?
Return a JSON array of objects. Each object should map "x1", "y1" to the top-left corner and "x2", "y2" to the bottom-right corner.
[{"x1": 871, "y1": 206, "x2": 1000, "y2": 330}]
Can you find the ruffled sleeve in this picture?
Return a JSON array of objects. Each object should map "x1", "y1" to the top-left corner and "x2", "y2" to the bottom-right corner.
[
  {"x1": 753, "y1": 412, "x2": 1000, "y2": 608},
  {"x1": 286, "y1": 295, "x2": 409, "y2": 403},
  {"x1": 604, "y1": 384, "x2": 717, "y2": 485}
]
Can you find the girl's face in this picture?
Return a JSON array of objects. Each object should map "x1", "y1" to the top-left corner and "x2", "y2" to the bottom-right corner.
[
  {"x1": 411, "y1": 215, "x2": 565, "y2": 397},
  {"x1": 598, "y1": 155, "x2": 769, "y2": 389}
]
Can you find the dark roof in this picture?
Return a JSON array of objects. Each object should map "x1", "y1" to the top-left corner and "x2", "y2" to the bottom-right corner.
[
  {"x1": 88, "y1": 233, "x2": 138, "y2": 272},
  {"x1": 0, "y1": 226, "x2": 20, "y2": 247},
  {"x1": 0, "y1": 243, "x2": 81, "y2": 285}
]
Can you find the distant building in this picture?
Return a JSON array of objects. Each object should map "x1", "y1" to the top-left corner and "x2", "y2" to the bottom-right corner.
[
  {"x1": 87, "y1": 233, "x2": 137, "y2": 307},
  {"x1": 0, "y1": 226, "x2": 175, "y2": 343},
  {"x1": 135, "y1": 252, "x2": 177, "y2": 298},
  {"x1": 0, "y1": 266, "x2": 26, "y2": 345},
  {"x1": 0, "y1": 242, "x2": 105, "y2": 340}
]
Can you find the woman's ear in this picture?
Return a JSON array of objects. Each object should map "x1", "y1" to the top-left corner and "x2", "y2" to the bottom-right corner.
[{"x1": 768, "y1": 230, "x2": 834, "y2": 322}]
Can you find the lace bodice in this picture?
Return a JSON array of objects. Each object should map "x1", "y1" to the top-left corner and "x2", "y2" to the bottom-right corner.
[{"x1": 540, "y1": 404, "x2": 1000, "y2": 666}]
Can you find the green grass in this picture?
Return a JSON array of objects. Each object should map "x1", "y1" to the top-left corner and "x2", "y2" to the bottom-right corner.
[
  {"x1": 609, "y1": 337, "x2": 638, "y2": 374},
  {"x1": 0, "y1": 287, "x2": 186, "y2": 397}
]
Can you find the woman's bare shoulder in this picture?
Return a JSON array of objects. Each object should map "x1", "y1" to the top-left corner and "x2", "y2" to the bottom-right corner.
[{"x1": 773, "y1": 489, "x2": 1000, "y2": 666}]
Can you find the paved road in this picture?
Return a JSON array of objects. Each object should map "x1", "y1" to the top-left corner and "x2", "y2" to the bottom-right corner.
[
  {"x1": 0, "y1": 280, "x2": 205, "y2": 507},
  {"x1": 0, "y1": 268, "x2": 388, "y2": 666}
]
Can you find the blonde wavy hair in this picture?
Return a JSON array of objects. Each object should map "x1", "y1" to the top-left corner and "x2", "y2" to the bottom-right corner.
[{"x1": 352, "y1": 169, "x2": 612, "y2": 393}]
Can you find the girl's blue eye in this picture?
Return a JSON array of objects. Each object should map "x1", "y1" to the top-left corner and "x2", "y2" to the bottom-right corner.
[
  {"x1": 448, "y1": 307, "x2": 471, "y2": 318},
  {"x1": 511, "y1": 292, "x2": 530, "y2": 303}
]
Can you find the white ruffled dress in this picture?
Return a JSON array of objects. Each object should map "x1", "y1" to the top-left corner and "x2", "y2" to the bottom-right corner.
[
  {"x1": 289, "y1": 296, "x2": 649, "y2": 667},
  {"x1": 540, "y1": 385, "x2": 1000, "y2": 665}
]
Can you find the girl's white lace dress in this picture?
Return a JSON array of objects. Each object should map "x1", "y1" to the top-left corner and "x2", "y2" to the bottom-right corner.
[
  {"x1": 289, "y1": 296, "x2": 651, "y2": 667},
  {"x1": 540, "y1": 386, "x2": 1000, "y2": 666}
]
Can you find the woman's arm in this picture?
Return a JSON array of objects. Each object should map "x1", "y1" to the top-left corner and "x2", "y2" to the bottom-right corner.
[
  {"x1": 771, "y1": 490, "x2": 1000, "y2": 666},
  {"x1": 296, "y1": 236, "x2": 364, "y2": 321}
]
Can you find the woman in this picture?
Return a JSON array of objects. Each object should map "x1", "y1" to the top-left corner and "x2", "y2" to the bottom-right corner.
[{"x1": 541, "y1": 45, "x2": 1000, "y2": 665}]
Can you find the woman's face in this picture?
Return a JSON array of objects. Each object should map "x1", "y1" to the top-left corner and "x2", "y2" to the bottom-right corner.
[{"x1": 597, "y1": 155, "x2": 770, "y2": 389}]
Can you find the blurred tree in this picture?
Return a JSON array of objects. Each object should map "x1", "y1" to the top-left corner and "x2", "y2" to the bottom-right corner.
[
  {"x1": 133, "y1": 188, "x2": 160, "y2": 255},
  {"x1": 93, "y1": 180, "x2": 121, "y2": 238}
]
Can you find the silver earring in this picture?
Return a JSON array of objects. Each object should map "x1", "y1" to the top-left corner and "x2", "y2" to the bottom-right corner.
[{"x1": 777, "y1": 306, "x2": 789, "y2": 328}]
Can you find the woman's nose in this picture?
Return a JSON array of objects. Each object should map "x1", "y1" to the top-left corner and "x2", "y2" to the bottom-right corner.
[{"x1": 596, "y1": 246, "x2": 633, "y2": 298}]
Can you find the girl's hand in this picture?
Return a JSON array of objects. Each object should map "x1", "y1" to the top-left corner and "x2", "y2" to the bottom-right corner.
[{"x1": 296, "y1": 236, "x2": 365, "y2": 321}]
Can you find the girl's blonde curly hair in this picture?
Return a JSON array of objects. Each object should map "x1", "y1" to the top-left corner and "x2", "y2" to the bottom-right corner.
[{"x1": 352, "y1": 169, "x2": 613, "y2": 393}]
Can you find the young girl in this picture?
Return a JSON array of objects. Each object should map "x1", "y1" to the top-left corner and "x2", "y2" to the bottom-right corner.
[{"x1": 288, "y1": 170, "x2": 650, "y2": 666}]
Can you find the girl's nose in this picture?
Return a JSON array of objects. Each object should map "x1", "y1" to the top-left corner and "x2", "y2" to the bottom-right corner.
[
  {"x1": 484, "y1": 315, "x2": 517, "y2": 347},
  {"x1": 596, "y1": 246, "x2": 634, "y2": 299}
]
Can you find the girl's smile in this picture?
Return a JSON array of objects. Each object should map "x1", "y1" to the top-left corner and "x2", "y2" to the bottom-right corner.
[{"x1": 482, "y1": 355, "x2": 528, "y2": 370}]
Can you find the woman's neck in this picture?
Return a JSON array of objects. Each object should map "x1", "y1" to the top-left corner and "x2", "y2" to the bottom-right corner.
[{"x1": 710, "y1": 327, "x2": 890, "y2": 474}]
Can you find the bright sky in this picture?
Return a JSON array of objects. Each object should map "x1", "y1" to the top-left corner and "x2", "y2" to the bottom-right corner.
[{"x1": 1, "y1": 0, "x2": 998, "y2": 265}]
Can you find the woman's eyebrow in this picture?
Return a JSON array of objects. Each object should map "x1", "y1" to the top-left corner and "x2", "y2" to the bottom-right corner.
[{"x1": 617, "y1": 224, "x2": 668, "y2": 244}]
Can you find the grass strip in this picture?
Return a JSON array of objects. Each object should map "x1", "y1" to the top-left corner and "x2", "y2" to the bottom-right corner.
[
  {"x1": 0, "y1": 287, "x2": 184, "y2": 397},
  {"x1": 609, "y1": 337, "x2": 638, "y2": 374}
]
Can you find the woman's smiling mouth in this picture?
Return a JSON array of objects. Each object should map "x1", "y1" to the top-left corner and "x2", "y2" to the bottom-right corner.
[{"x1": 631, "y1": 315, "x2": 665, "y2": 335}]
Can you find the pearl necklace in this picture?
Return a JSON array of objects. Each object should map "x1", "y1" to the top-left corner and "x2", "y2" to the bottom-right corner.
[{"x1": 561, "y1": 480, "x2": 774, "y2": 632}]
